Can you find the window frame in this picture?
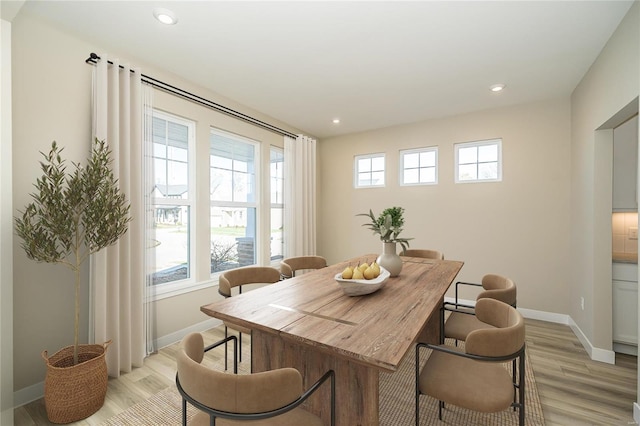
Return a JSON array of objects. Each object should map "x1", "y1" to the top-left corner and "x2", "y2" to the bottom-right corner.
[
  {"x1": 269, "y1": 146, "x2": 285, "y2": 265},
  {"x1": 399, "y1": 146, "x2": 438, "y2": 186},
  {"x1": 209, "y1": 127, "x2": 261, "y2": 278},
  {"x1": 454, "y1": 139, "x2": 503, "y2": 183},
  {"x1": 354, "y1": 153, "x2": 386, "y2": 188},
  {"x1": 149, "y1": 109, "x2": 197, "y2": 298}
]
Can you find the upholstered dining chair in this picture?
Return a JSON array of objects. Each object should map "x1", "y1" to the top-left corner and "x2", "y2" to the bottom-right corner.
[
  {"x1": 416, "y1": 298, "x2": 525, "y2": 426},
  {"x1": 280, "y1": 255, "x2": 327, "y2": 279},
  {"x1": 443, "y1": 273, "x2": 517, "y2": 343},
  {"x1": 218, "y1": 266, "x2": 281, "y2": 369},
  {"x1": 176, "y1": 332, "x2": 335, "y2": 426},
  {"x1": 402, "y1": 248, "x2": 444, "y2": 260}
]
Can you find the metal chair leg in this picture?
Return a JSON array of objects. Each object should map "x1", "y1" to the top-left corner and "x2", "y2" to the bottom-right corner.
[{"x1": 224, "y1": 326, "x2": 228, "y2": 371}]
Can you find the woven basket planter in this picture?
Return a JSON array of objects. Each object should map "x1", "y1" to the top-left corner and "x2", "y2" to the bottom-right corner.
[{"x1": 42, "y1": 340, "x2": 111, "y2": 424}]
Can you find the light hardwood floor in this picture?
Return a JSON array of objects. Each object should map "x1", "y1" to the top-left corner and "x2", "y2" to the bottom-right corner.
[{"x1": 14, "y1": 319, "x2": 638, "y2": 425}]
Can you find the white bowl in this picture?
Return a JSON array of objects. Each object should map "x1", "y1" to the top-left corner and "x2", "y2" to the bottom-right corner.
[{"x1": 334, "y1": 267, "x2": 391, "y2": 296}]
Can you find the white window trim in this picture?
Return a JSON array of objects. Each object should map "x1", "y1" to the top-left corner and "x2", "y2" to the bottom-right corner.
[
  {"x1": 354, "y1": 153, "x2": 386, "y2": 188},
  {"x1": 209, "y1": 128, "x2": 261, "y2": 277},
  {"x1": 151, "y1": 110, "x2": 197, "y2": 299},
  {"x1": 454, "y1": 138, "x2": 503, "y2": 184},
  {"x1": 399, "y1": 146, "x2": 438, "y2": 186},
  {"x1": 270, "y1": 146, "x2": 285, "y2": 263}
]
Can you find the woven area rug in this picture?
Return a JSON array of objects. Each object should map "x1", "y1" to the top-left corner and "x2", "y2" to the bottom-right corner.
[{"x1": 100, "y1": 342, "x2": 544, "y2": 426}]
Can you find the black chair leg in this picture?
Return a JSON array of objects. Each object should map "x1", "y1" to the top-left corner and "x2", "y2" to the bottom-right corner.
[
  {"x1": 224, "y1": 326, "x2": 228, "y2": 371},
  {"x1": 182, "y1": 398, "x2": 187, "y2": 426},
  {"x1": 239, "y1": 332, "x2": 242, "y2": 363},
  {"x1": 438, "y1": 400, "x2": 444, "y2": 420}
]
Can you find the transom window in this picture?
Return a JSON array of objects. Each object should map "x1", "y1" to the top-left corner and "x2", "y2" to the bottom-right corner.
[
  {"x1": 455, "y1": 139, "x2": 502, "y2": 183},
  {"x1": 355, "y1": 153, "x2": 385, "y2": 188},
  {"x1": 400, "y1": 147, "x2": 438, "y2": 185}
]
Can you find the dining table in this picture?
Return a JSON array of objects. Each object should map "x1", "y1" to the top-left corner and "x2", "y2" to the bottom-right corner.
[{"x1": 200, "y1": 254, "x2": 464, "y2": 426}]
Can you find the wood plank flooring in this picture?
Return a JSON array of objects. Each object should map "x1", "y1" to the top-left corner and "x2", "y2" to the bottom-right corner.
[{"x1": 14, "y1": 319, "x2": 638, "y2": 425}]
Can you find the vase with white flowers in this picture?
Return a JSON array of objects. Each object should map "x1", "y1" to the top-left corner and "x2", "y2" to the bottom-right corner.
[{"x1": 357, "y1": 207, "x2": 412, "y2": 277}]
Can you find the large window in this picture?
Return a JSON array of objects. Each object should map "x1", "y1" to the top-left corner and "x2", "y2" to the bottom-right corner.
[
  {"x1": 270, "y1": 147, "x2": 284, "y2": 262},
  {"x1": 355, "y1": 153, "x2": 385, "y2": 188},
  {"x1": 210, "y1": 129, "x2": 259, "y2": 274},
  {"x1": 400, "y1": 147, "x2": 438, "y2": 185},
  {"x1": 455, "y1": 139, "x2": 502, "y2": 183},
  {"x1": 150, "y1": 111, "x2": 195, "y2": 285}
]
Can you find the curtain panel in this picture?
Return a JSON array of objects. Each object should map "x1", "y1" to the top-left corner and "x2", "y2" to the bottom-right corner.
[
  {"x1": 284, "y1": 135, "x2": 317, "y2": 257},
  {"x1": 90, "y1": 54, "x2": 145, "y2": 377}
]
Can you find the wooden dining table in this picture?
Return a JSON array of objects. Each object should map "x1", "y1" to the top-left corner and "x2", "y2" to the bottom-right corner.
[{"x1": 201, "y1": 254, "x2": 463, "y2": 426}]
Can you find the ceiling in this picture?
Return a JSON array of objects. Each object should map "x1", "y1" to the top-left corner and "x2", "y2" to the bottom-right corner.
[{"x1": 8, "y1": 1, "x2": 635, "y2": 139}]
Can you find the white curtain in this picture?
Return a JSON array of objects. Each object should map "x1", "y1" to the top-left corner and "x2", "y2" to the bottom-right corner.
[
  {"x1": 91, "y1": 54, "x2": 145, "y2": 377},
  {"x1": 284, "y1": 135, "x2": 317, "y2": 257}
]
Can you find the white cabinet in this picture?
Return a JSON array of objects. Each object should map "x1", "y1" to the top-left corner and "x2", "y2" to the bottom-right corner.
[
  {"x1": 613, "y1": 116, "x2": 639, "y2": 211},
  {"x1": 612, "y1": 262, "x2": 638, "y2": 346}
]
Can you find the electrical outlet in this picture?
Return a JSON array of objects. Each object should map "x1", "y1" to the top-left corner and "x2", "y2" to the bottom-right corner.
[{"x1": 581, "y1": 297, "x2": 584, "y2": 310}]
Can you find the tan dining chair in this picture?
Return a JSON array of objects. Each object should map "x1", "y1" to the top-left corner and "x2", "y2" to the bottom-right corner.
[
  {"x1": 218, "y1": 266, "x2": 281, "y2": 369},
  {"x1": 416, "y1": 298, "x2": 525, "y2": 426},
  {"x1": 443, "y1": 274, "x2": 517, "y2": 343},
  {"x1": 176, "y1": 332, "x2": 335, "y2": 426},
  {"x1": 402, "y1": 248, "x2": 444, "y2": 260},
  {"x1": 280, "y1": 255, "x2": 327, "y2": 279}
]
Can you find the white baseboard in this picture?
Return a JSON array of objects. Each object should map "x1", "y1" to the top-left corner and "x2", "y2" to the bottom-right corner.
[
  {"x1": 12, "y1": 306, "x2": 625, "y2": 409},
  {"x1": 155, "y1": 317, "x2": 222, "y2": 350},
  {"x1": 445, "y1": 297, "x2": 617, "y2": 365},
  {"x1": 13, "y1": 381, "x2": 43, "y2": 409},
  {"x1": 13, "y1": 317, "x2": 223, "y2": 409},
  {"x1": 634, "y1": 402, "x2": 640, "y2": 424},
  {"x1": 567, "y1": 317, "x2": 616, "y2": 364}
]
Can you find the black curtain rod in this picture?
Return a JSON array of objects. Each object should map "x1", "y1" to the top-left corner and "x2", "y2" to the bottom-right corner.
[{"x1": 85, "y1": 52, "x2": 299, "y2": 139}]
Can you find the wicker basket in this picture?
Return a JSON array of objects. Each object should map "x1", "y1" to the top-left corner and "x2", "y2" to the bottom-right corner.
[{"x1": 42, "y1": 340, "x2": 111, "y2": 424}]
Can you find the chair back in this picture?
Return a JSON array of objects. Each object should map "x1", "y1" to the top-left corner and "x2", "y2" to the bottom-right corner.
[
  {"x1": 478, "y1": 274, "x2": 517, "y2": 306},
  {"x1": 464, "y1": 298, "x2": 524, "y2": 358},
  {"x1": 402, "y1": 249, "x2": 444, "y2": 260},
  {"x1": 219, "y1": 266, "x2": 281, "y2": 297},
  {"x1": 280, "y1": 255, "x2": 327, "y2": 278},
  {"x1": 177, "y1": 332, "x2": 303, "y2": 414}
]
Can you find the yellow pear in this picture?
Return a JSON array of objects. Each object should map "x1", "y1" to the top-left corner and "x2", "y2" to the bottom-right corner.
[
  {"x1": 363, "y1": 266, "x2": 376, "y2": 280},
  {"x1": 358, "y1": 262, "x2": 369, "y2": 272},
  {"x1": 371, "y1": 262, "x2": 381, "y2": 278},
  {"x1": 352, "y1": 267, "x2": 365, "y2": 280},
  {"x1": 341, "y1": 266, "x2": 354, "y2": 279}
]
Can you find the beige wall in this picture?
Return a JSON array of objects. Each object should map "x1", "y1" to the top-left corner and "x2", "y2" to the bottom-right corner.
[
  {"x1": 318, "y1": 98, "x2": 572, "y2": 313},
  {"x1": 570, "y1": 1, "x2": 639, "y2": 351},
  {"x1": 10, "y1": 11, "x2": 301, "y2": 393}
]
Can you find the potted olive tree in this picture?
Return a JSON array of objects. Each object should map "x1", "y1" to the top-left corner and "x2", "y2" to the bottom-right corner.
[{"x1": 15, "y1": 139, "x2": 130, "y2": 423}]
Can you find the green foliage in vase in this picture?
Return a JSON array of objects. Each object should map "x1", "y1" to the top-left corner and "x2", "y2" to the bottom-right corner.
[
  {"x1": 15, "y1": 139, "x2": 131, "y2": 364},
  {"x1": 357, "y1": 206, "x2": 413, "y2": 252}
]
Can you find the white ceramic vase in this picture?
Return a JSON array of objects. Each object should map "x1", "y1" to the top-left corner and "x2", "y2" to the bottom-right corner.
[{"x1": 377, "y1": 242, "x2": 403, "y2": 277}]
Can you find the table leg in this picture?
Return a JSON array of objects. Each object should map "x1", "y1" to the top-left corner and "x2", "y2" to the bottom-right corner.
[{"x1": 252, "y1": 329, "x2": 379, "y2": 426}]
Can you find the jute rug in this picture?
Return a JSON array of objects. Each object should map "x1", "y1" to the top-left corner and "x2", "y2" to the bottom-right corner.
[{"x1": 100, "y1": 342, "x2": 545, "y2": 425}]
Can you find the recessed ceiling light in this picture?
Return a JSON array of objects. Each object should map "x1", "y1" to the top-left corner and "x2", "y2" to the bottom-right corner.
[
  {"x1": 332, "y1": 118, "x2": 340, "y2": 124},
  {"x1": 153, "y1": 8, "x2": 178, "y2": 25},
  {"x1": 490, "y1": 84, "x2": 506, "y2": 92}
]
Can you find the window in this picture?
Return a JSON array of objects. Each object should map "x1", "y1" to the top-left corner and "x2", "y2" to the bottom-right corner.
[
  {"x1": 270, "y1": 147, "x2": 285, "y2": 262},
  {"x1": 455, "y1": 139, "x2": 502, "y2": 183},
  {"x1": 355, "y1": 153, "x2": 385, "y2": 188},
  {"x1": 150, "y1": 111, "x2": 195, "y2": 286},
  {"x1": 210, "y1": 129, "x2": 259, "y2": 275},
  {"x1": 400, "y1": 147, "x2": 438, "y2": 185}
]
